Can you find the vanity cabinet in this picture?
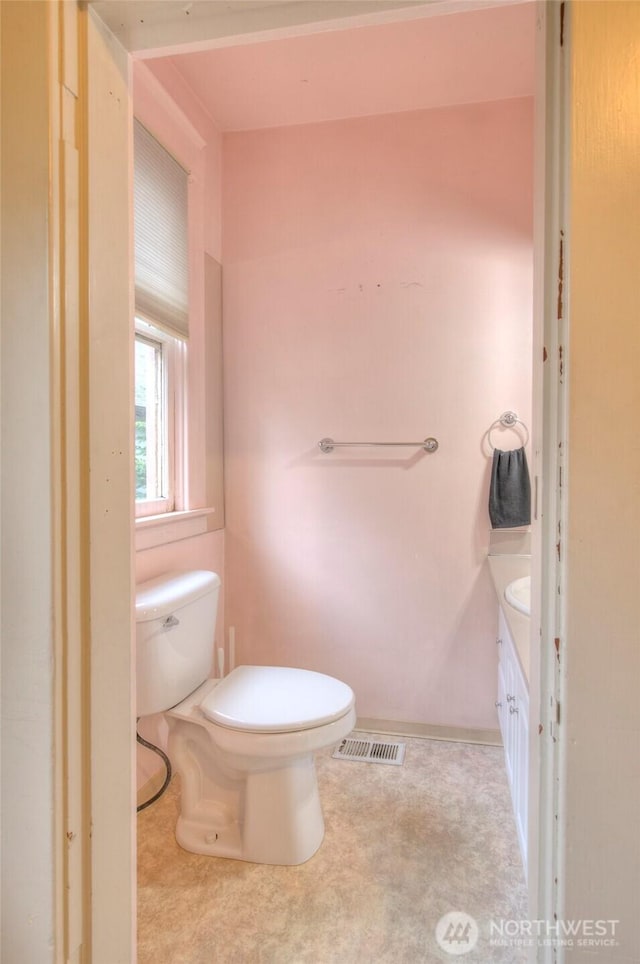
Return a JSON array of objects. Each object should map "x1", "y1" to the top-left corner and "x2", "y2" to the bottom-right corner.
[{"x1": 496, "y1": 606, "x2": 529, "y2": 873}]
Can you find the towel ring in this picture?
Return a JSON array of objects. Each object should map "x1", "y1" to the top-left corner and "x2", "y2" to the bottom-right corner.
[{"x1": 488, "y1": 411, "x2": 529, "y2": 451}]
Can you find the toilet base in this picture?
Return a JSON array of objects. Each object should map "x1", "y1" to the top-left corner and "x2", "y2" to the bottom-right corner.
[
  {"x1": 175, "y1": 753, "x2": 325, "y2": 865},
  {"x1": 166, "y1": 681, "x2": 355, "y2": 865}
]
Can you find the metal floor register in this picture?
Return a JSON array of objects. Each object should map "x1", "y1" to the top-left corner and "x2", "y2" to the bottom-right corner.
[{"x1": 332, "y1": 736, "x2": 406, "y2": 766}]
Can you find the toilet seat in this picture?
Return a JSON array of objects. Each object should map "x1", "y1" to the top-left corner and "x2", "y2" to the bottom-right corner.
[{"x1": 200, "y1": 665, "x2": 355, "y2": 733}]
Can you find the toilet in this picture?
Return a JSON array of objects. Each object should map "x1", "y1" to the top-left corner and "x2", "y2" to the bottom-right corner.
[{"x1": 135, "y1": 570, "x2": 356, "y2": 865}]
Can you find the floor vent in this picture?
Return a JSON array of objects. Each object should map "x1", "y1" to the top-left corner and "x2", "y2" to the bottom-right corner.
[{"x1": 332, "y1": 737, "x2": 406, "y2": 766}]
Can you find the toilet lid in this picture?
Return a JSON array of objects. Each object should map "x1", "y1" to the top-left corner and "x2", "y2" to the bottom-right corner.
[{"x1": 200, "y1": 666, "x2": 355, "y2": 733}]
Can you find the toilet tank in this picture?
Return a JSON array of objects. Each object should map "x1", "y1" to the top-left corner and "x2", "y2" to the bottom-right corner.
[{"x1": 135, "y1": 570, "x2": 221, "y2": 717}]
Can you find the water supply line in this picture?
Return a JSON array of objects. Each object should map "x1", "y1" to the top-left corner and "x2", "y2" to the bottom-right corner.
[{"x1": 136, "y1": 723, "x2": 172, "y2": 813}]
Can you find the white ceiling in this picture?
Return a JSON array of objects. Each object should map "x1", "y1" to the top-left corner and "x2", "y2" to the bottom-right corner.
[{"x1": 91, "y1": 0, "x2": 430, "y2": 55}]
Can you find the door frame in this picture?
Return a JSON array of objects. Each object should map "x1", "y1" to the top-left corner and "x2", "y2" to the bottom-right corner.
[
  {"x1": 57, "y1": 1, "x2": 569, "y2": 958},
  {"x1": 49, "y1": 3, "x2": 136, "y2": 960},
  {"x1": 529, "y1": 1, "x2": 570, "y2": 952}
]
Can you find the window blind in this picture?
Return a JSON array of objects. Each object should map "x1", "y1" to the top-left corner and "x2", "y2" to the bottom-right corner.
[{"x1": 134, "y1": 120, "x2": 189, "y2": 339}]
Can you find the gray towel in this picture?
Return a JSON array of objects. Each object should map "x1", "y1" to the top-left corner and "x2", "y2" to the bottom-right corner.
[{"x1": 489, "y1": 447, "x2": 531, "y2": 528}]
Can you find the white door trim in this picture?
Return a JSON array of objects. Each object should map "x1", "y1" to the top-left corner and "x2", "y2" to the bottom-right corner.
[{"x1": 530, "y1": 1, "x2": 570, "y2": 958}]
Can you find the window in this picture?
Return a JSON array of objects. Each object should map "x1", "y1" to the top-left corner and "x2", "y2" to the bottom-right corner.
[
  {"x1": 134, "y1": 120, "x2": 189, "y2": 517},
  {"x1": 135, "y1": 320, "x2": 185, "y2": 515},
  {"x1": 135, "y1": 330, "x2": 166, "y2": 505}
]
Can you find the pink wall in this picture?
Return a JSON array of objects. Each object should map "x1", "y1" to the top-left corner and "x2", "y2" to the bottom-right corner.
[
  {"x1": 133, "y1": 61, "x2": 225, "y2": 788},
  {"x1": 134, "y1": 58, "x2": 224, "y2": 594},
  {"x1": 136, "y1": 530, "x2": 224, "y2": 587},
  {"x1": 222, "y1": 98, "x2": 533, "y2": 730}
]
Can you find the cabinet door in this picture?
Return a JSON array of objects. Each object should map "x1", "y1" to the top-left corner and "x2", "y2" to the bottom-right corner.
[
  {"x1": 513, "y1": 666, "x2": 529, "y2": 873},
  {"x1": 496, "y1": 637, "x2": 508, "y2": 741},
  {"x1": 498, "y1": 608, "x2": 516, "y2": 794},
  {"x1": 497, "y1": 606, "x2": 529, "y2": 872},
  {"x1": 505, "y1": 653, "x2": 518, "y2": 813}
]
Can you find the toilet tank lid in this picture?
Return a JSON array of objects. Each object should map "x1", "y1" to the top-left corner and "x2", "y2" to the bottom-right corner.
[{"x1": 135, "y1": 570, "x2": 220, "y2": 622}]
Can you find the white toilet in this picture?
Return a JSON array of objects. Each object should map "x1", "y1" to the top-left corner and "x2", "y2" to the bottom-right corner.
[{"x1": 135, "y1": 569, "x2": 356, "y2": 865}]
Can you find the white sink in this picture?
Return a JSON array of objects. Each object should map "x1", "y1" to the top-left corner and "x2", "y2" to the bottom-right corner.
[{"x1": 505, "y1": 576, "x2": 531, "y2": 616}]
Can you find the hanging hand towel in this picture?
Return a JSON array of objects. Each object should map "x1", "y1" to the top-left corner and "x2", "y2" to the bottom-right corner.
[{"x1": 489, "y1": 447, "x2": 531, "y2": 528}]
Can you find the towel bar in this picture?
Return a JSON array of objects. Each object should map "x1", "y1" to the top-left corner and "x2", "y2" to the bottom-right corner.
[{"x1": 319, "y1": 437, "x2": 438, "y2": 454}]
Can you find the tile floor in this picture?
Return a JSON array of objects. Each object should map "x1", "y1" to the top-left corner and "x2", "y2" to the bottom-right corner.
[{"x1": 137, "y1": 735, "x2": 528, "y2": 963}]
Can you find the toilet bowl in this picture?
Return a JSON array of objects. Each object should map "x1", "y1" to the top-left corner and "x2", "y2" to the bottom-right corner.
[
  {"x1": 168, "y1": 667, "x2": 355, "y2": 865},
  {"x1": 136, "y1": 571, "x2": 356, "y2": 865}
]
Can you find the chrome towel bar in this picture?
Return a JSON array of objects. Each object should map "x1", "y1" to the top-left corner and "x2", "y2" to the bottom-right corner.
[{"x1": 319, "y1": 437, "x2": 438, "y2": 454}]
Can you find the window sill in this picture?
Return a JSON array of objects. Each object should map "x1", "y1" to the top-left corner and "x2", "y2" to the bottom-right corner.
[{"x1": 135, "y1": 507, "x2": 219, "y2": 551}]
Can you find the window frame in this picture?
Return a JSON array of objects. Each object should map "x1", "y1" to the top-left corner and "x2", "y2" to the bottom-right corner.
[{"x1": 133, "y1": 68, "x2": 223, "y2": 544}]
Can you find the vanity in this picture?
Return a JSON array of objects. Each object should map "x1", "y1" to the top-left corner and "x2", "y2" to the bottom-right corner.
[{"x1": 487, "y1": 549, "x2": 530, "y2": 873}]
